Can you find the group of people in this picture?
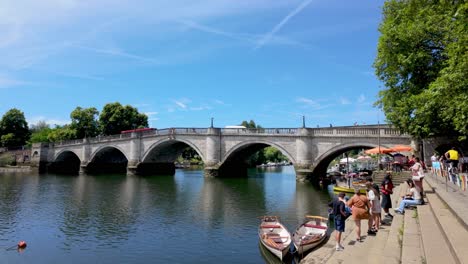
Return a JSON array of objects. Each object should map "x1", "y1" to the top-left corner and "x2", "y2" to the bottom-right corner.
[
  {"x1": 329, "y1": 171, "x2": 425, "y2": 251},
  {"x1": 431, "y1": 147, "x2": 463, "y2": 177}
]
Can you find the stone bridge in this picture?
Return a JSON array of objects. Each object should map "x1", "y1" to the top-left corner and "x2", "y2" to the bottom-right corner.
[{"x1": 31, "y1": 125, "x2": 415, "y2": 181}]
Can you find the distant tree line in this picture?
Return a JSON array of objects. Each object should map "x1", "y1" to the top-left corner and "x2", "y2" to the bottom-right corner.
[{"x1": 0, "y1": 102, "x2": 148, "y2": 148}]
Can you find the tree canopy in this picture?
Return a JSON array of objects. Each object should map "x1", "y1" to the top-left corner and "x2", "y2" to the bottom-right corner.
[
  {"x1": 70, "y1": 107, "x2": 100, "y2": 138},
  {"x1": 99, "y1": 102, "x2": 148, "y2": 135},
  {"x1": 374, "y1": 0, "x2": 468, "y2": 139},
  {"x1": 0, "y1": 108, "x2": 30, "y2": 147}
]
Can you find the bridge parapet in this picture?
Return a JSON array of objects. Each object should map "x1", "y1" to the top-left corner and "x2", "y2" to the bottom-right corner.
[{"x1": 311, "y1": 127, "x2": 407, "y2": 137}]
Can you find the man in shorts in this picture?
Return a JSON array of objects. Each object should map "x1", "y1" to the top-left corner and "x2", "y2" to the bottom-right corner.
[{"x1": 329, "y1": 192, "x2": 347, "y2": 251}]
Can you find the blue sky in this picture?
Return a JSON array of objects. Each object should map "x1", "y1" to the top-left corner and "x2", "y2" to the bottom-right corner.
[{"x1": 0, "y1": 0, "x2": 387, "y2": 129}]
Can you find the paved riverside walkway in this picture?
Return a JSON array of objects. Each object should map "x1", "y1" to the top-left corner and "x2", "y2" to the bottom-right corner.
[{"x1": 301, "y1": 172, "x2": 468, "y2": 264}]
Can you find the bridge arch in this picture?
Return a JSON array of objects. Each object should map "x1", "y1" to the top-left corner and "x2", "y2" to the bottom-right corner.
[
  {"x1": 141, "y1": 138, "x2": 205, "y2": 163},
  {"x1": 54, "y1": 149, "x2": 82, "y2": 162},
  {"x1": 219, "y1": 140, "x2": 296, "y2": 177},
  {"x1": 136, "y1": 138, "x2": 205, "y2": 176},
  {"x1": 87, "y1": 145, "x2": 129, "y2": 174},
  {"x1": 223, "y1": 140, "x2": 295, "y2": 164},
  {"x1": 312, "y1": 142, "x2": 391, "y2": 177},
  {"x1": 49, "y1": 150, "x2": 81, "y2": 174},
  {"x1": 89, "y1": 145, "x2": 130, "y2": 162}
]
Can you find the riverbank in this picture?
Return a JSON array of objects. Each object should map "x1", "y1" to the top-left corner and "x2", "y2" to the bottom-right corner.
[
  {"x1": 0, "y1": 166, "x2": 32, "y2": 173},
  {"x1": 301, "y1": 171, "x2": 468, "y2": 263}
]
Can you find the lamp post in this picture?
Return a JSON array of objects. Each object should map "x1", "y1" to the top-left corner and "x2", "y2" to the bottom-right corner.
[
  {"x1": 210, "y1": 117, "x2": 214, "y2": 128},
  {"x1": 302, "y1": 115, "x2": 305, "y2": 128},
  {"x1": 377, "y1": 120, "x2": 381, "y2": 170}
]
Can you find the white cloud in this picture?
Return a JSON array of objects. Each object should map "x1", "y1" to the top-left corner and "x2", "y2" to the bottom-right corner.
[
  {"x1": 358, "y1": 94, "x2": 366, "y2": 103},
  {"x1": 190, "y1": 106, "x2": 211, "y2": 111},
  {"x1": 254, "y1": 0, "x2": 314, "y2": 50},
  {"x1": 70, "y1": 44, "x2": 160, "y2": 64},
  {"x1": 145, "y1": 111, "x2": 158, "y2": 116},
  {"x1": 340, "y1": 97, "x2": 351, "y2": 105},
  {"x1": 0, "y1": 76, "x2": 28, "y2": 88},
  {"x1": 175, "y1": 101, "x2": 187, "y2": 109},
  {"x1": 28, "y1": 116, "x2": 69, "y2": 127},
  {"x1": 297, "y1": 97, "x2": 320, "y2": 108}
]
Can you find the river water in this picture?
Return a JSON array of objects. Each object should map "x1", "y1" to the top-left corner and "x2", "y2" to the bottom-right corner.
[{"x1": 0, "y1": 166, "x2": 333, "y2": 264}]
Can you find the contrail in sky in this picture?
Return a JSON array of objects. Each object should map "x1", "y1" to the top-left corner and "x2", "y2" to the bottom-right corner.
[{"x1": 254, "y1": 0, "x2": 314, "y2": 50}]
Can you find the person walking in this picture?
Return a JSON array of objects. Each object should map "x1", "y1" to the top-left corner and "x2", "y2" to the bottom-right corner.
[
  {"x1": 366, "y1": 182, "x2": 382, "y2": 231},
  {"x1": 411, "y1": 157, "x2": 425, "y2": 204},
  {"x1": 381, "y1": 173, "x2": 394, "y2": 219},
  {"x1": 328, "y1": 192, "x2": 347, "y2": 251},
  {"x1": 348, "y1": 188, "x2": 375, "y2": 242}
]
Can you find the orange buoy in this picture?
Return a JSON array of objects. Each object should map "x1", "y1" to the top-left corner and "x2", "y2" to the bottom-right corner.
[{"x1": 17, "y1": 241, "x2": 27, "y2": 248}]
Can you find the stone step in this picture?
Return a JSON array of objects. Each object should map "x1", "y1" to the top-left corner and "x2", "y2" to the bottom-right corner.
[
  {"x1": 426, "y1": 192, "x2": 468, "y2": 263},
  {"x1": 380, "y1": 184, "x2": 407, "y2": 264},
  {"x1": 418, "y1": 199, "x2": 457, "y2": 264},
  {"x1": 401, "y1": 208, "x2": 424, "y2": 263}
]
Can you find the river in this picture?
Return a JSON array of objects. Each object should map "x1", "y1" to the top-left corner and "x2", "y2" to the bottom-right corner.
[{"x1": 0, "y1": 166, "x2": 333, "y2": 264}]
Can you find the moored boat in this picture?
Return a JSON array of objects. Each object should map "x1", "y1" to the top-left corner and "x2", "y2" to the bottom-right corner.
[
  {"x1": 332, "y1": 185, "x2": 366, "y2": 194},
  {"x1": 292, "y1": 215, "x2": 328, "y2": 255},
  {"x1": 258, "y1": 216, "x2": 292, "y2": 261}
]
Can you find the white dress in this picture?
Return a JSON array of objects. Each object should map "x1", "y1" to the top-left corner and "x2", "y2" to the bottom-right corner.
[{"x1": 368, "y1": 189, "x2": 382, "y2": 214}]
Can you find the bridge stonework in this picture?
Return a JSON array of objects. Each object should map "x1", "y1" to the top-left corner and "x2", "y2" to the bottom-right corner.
[{"x1": 31, "y1": 125, "x2": 413, "y2": 181}]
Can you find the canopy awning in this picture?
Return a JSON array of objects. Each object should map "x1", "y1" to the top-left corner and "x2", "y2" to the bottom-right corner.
[
  {"x1": 364, "y1": 146, "x2": 392, "y2": 154},
  {"x1": 388, "y1": 144, "x2": 413, "y2": 152}
]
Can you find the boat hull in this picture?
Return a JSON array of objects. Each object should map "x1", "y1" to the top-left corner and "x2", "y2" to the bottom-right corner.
[
  {"x1": 333, "y1": 186, "x2": 366, "y2": 194},
  {"x1": 292, "y1": 216, "x2": 328, "y2": 255},
  {"x1": 258, "y1": 216, "x2": 292, "y2": 261}
]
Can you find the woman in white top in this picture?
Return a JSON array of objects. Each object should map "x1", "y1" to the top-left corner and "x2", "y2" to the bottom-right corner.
[
  {"x1": 394, "y1": 180, "x2": 422, "y2": 214},
  {"x1": 410, "y1": 157, "x2": 425, "y2": 199},
  {"x1": 366, "y1": 182, "x2": 382, "y2": 231}
]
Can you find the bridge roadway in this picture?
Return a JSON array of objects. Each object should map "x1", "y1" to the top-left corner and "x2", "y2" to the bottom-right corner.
[{"x1": 30, "y1": 125, "x2": 414, "y2": 181}]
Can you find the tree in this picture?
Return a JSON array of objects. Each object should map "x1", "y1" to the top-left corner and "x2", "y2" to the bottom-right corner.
[
  {"x1": 0, "y1": 108, "x2": 30, "y2": 147},
  {"x1": 47, "y1": 125, "x2": 77, "y2": 142},
  {"x1": 240, "y1": 120, "x2": 263, "y2": 129},
  {"x1": 99, "y1": 102, "x2": 148, "y2": 135},
  {"x1": 374, "y1": 0, "x2": 468, "y2": 139},
  {"x1": 70, "y1": 107, "x2": 100, "y2": 138},
  {"x1": 29, "y1": 121, "x2": 52, "y2": 144}
]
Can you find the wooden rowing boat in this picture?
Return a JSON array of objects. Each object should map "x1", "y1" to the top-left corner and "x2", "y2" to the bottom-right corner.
[
  {"x1": 258, "y1": 216, "x2": 292, "y2": 261},
  {"x1": 333, "y1": 185, "x2": 366, "y2": 194},
  {"x1": 292, "y1": 215, "x2": 328, "y2": 255}
]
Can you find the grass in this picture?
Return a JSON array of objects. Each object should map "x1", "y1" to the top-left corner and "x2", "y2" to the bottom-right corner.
[
  {"x1": 413, "y1": 209, "x2": 418, "y2": 218},
  {"x1": 398, "y1": 222, "x2": 404, "y2": 247}
]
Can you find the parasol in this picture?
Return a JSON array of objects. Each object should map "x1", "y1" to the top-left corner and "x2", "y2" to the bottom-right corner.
[
  {"x1": 364, "y1": 146, "x2": 392, "y2": 154},
  {"x1": 388, "y1": 144, "x2": 413, "y2": 152}
]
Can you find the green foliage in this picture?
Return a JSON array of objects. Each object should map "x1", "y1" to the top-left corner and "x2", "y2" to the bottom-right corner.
[
  {"x1": 0, "y1": 108, "x2": 30, "y2": 147},
  {"x1": 99, "y1": 102, "x2": 148, "y2": 135},
  {"x1": 1, "y1": 133, "x2": 16, "y2": 147},
  {"x1": 374, "y1": 0, "x2": 468, "y2": 139},
  {"x1": 70, "y1": 106, "x2": 100, "y2": 138},
  {"x1": 0, "y1": 153, "x2": 16, "y2": 166},
  {"x1": 47, "y1": 125, "x2": 77, "y2": 142},
  {"x1": 238, "y1": 120, "x2": 288, "y2": 166},
  {"x1": 29, "y1": 121, "x2": 51, "y2": 144},
  {"x1": 240, "y1": 120, "x2": 263, "y2": 129},
  {"x1": 264, "y1": 146, "x2": 287, "y2": 162}
]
